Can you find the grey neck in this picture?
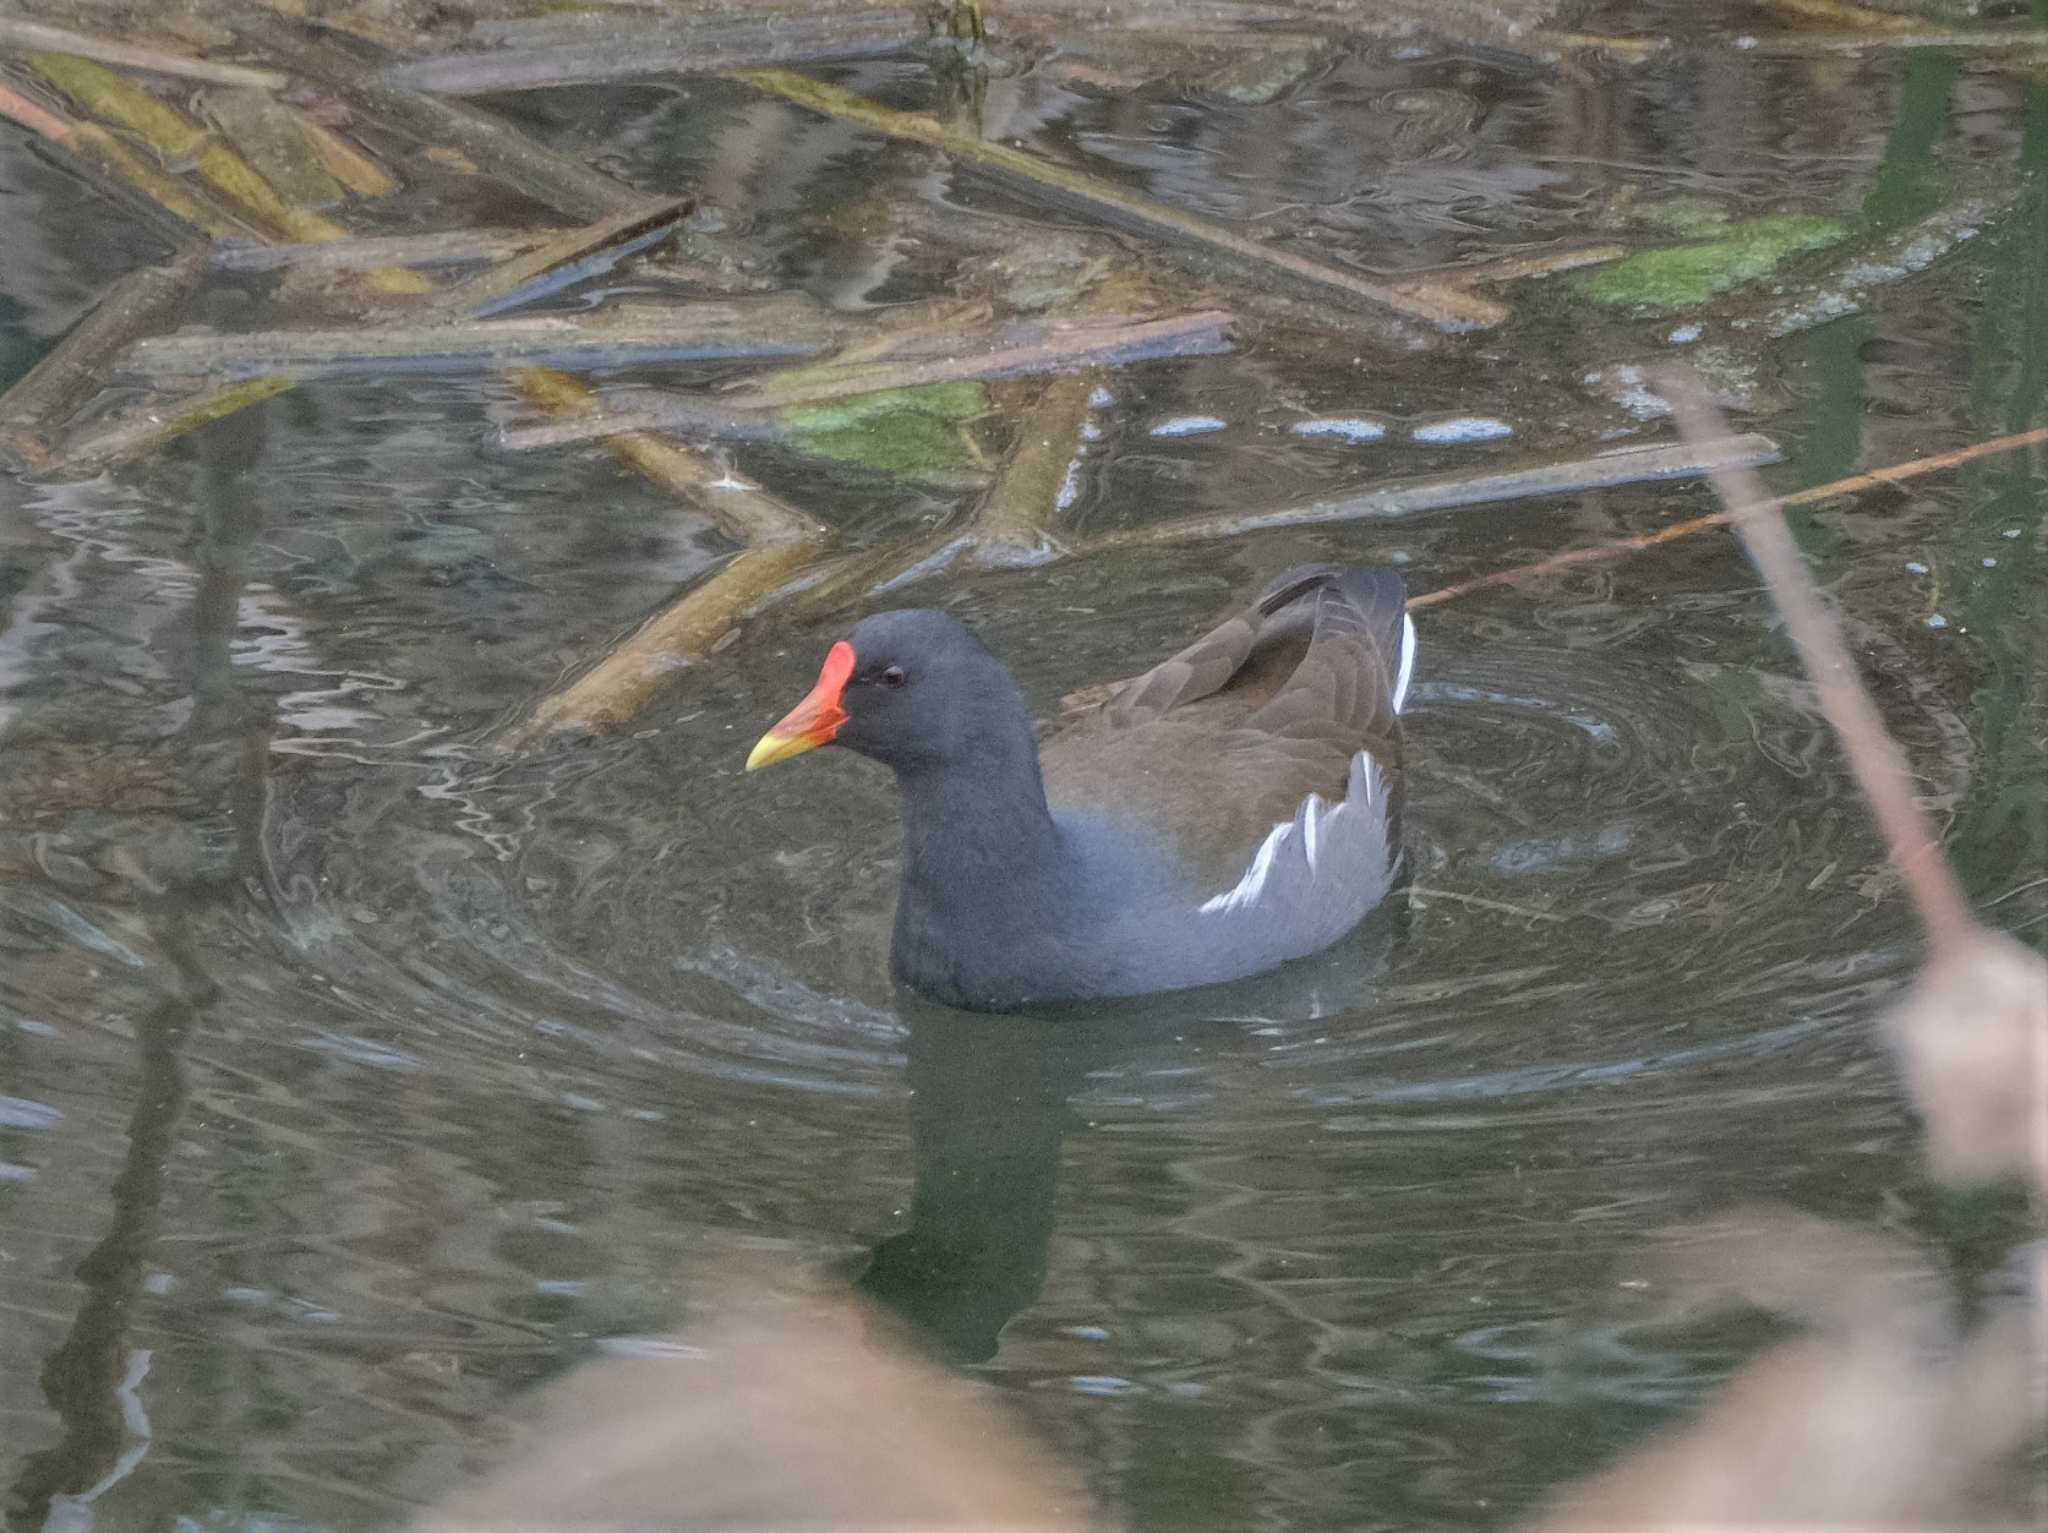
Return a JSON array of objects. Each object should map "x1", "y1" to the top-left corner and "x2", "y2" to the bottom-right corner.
[{"x1": 895, "y1": 729, "x2": 1068, "y2": 916}]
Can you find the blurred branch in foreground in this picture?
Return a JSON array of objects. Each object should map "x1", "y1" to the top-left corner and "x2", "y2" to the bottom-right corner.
[
  {"x1": 1660, "y1": 369, "x2": 2046, "y2": 1197},
  {"x1": 416, "y1": 1283, "x2": 1099, "y2": 1533},
  {"x1": 1528, "y1": 1208, "x2": 2043, "y2": 1532},
  {"x1": 1520, "y1": 375, "x2": 2047, "y2": 1531}
]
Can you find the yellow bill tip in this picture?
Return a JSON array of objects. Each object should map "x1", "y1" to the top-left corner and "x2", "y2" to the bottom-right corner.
[
  {"x1": 749, "y1": 640, "x2": 855, "y2": 771},
  {"x1": 745, "y1": 728, "x2": 822, "y2": 772}
]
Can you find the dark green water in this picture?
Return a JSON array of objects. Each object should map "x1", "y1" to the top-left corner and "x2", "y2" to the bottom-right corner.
[{"x1": 1, "y1": 8, "x2": 2042, "y2": 1530}]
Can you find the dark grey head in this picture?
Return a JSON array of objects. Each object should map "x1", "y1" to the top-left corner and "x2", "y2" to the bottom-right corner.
[{"x1": 746, "y1": 609, "x2": 1035, "y2": 777}]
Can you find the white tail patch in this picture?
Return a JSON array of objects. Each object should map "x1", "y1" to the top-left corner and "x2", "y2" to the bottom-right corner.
[
  {"x1": 1392, "y1": 612, "x2": 1417, "y2": 714},
  {"x1": 1200, "y1": 820, "x2": 1292, "y2": 915},
  {"x1": 1200, "y1": 753, "x2": 1387, "y2": 917}
]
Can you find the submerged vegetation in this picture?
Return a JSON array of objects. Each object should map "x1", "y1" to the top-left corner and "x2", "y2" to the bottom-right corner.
[
  {"x1": 1577, "y1": 214, "x2": 1851, "y2": 310},
  {"x1": 779, "y1": 381, "x2": 994, "y2": 487}
]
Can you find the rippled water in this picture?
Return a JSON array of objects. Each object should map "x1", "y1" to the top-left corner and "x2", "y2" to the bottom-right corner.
[{"x1": 2, "y1": 11, "x2": 2043, "y2": 1532}]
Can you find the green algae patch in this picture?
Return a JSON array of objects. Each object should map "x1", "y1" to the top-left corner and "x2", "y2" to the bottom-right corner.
[
  {"x1": 1578, "y1": 215, "x2": 1851, "y2": 312},
  {"x1": 778, "y1": 382, "x2": 991, "y2": 487}
]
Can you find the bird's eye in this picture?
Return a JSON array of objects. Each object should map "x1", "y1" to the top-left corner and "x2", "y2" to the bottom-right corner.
[{"x1": 880, "y1": 665, "x2": 907, "y2": 689}]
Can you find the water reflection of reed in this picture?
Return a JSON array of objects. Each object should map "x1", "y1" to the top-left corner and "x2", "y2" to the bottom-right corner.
[{"x1": 8, "y1": 418, "x2": 268, "y2": 1528}]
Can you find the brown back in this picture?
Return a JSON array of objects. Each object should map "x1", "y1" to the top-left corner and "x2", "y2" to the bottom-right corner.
[{"x1": 1042, "y1": 567, "x2": 1407, "y2": 891}]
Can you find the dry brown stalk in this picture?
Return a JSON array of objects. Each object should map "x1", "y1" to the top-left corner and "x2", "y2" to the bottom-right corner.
[
  {"x1": 724, "y1": 311, "x2": 1232, "y2": 414},
  {"x1": 0, "y1": 18, "x2": 289, "y2": 89},
  {"x1": 495, "y1": 370, "x2": 831, "y2": 748},
  {"x1": 230, "y1": 13, "x2": 751, "y2": 290},
  {"x1": 0, "y1": 250, "x2": 206, "y2": 462},
  {"x1": 200, "y1": 86, "x2": 347, "y2": 211},
  {"x1": 1387, "y1": 244, "x2": 1626, "y2": 303},
  {"x1": 210, "y1": 228, "x2": 558, "y2": 275},
  {"x1": 0, "y1": 79, "x2": 241, "y2": 236},
  {"x1": 503, "y1": 543, "x2": 825, "y2": 749},
  {"x1": 59, "y1": 378, "x2": 299, "y2": 472},
  {"x1": 24, "y1": 52, "x2": 432, "y2": 295},
  {"x1": 1750, "y1": 26, "x2": 2048, "y2": 55},
  {"x1": 1520, "y1": 30, "x2": 1670, "y2": 62},
  {"x1": 499, "y1": 372, "x2": 1099, "y2": 746},
  {"x1": 775, "y1": 371, "x2": 1099, "y2": 620},
  {"x1": 510, "y1": 370, "x2": 827, "y2": 552},
  {"x1": 1757, "y1": 0, "x2": 1918, "y2": 29},
  {"x1": 5, "y1": 42, "x2": 840, "y2": 741},
  {"x1": 0, "y1": 77, "x2": 75, "y2": 142},
  {"x1": 1411, "y1": 424, "x2": 2048, "y2": 612},
  {"x1": 290, "y1": 113, "x2": 398, "y2": 199},
  {"x1": 1660, "y1": 372, "x2": 1976, "y2": 953},
  {"x1": 733, "y1": 68, "x2": 1487, "y2": 336},
  {"x1": 423, "y1": 197, "x2": 696, "y2": 320},
  {"x1": 504, "y1": 311, "x2": 1230, "y2": 450},
  {"x1": 1659, "y1": 371, "x2": 2046, "y2": 1197},
  {"x1": 120, "y1": 298, "x2": 838, "y2": 383}
]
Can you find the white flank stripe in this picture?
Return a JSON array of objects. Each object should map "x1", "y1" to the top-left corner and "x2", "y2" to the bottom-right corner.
[
  {"x1": 1200, "y1": 821, "x2": 1291, "y2": 915},
  {"x1": 1201, "y1": 752, "x2": 1383, "y2": 917}
]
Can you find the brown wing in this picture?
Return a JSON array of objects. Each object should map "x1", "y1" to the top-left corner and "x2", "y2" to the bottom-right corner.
[{"x1": 1042, "y1": 566, "x2": 1408, "y2": 893}]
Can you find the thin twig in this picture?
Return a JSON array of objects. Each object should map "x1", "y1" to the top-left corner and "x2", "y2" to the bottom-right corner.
[
  {"x1": 423, "y1": 197, "x2": 695, "y2": 320},
  {"x1": 1658, "y1": 370, "x2": 1978, "y2": 956},
  {"x1": 1409, "y1": 886, "x2": 1568, "y2": 923},
  {"x1": 0, "y1": 77, "x2": 76, "y2": 141},
  {"x1": 1412, "y1": 424, "x2": 2048, "y2": 610},
  {"x1": 1389, "y1": 244, "x2": 1625, "y2": 297}
]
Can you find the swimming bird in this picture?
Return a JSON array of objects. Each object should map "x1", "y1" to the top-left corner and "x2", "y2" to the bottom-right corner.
[{"x1": 746, "y1": 565, "x2": 1414, "y2": 1010}]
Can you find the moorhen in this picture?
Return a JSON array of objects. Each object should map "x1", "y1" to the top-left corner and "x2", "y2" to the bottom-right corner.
[{"x1": 746, "y1": 565, "x2": 1414, "y2": 1009}]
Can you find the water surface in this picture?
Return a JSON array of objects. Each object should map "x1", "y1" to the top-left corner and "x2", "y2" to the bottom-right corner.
[{"x1": 2, "y1": 11, "x2": 2042, "y2": 1530}]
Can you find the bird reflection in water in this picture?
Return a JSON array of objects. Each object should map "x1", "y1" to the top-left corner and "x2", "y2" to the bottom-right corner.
[{"x1": 857, "y1": 914, "x2": 1406, "y2": 1364}]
